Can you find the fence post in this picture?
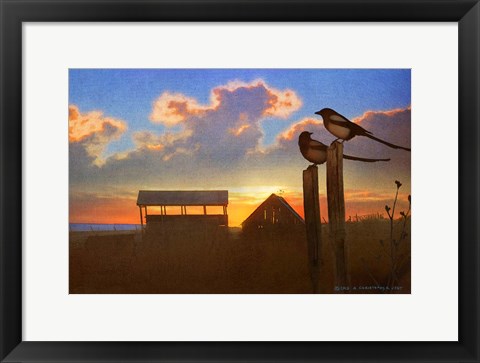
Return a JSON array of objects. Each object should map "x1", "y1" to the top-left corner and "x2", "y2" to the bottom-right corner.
[
  {"x1": 327, "y1": 142, "x2": 348, "y2": 292},
  {"x1": 303, "y1": 165, "x2": 323, "y2": 293}
]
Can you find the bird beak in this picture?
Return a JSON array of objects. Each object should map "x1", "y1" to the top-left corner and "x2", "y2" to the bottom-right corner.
[
  {"x1": 309, "y1": 132, "x2": 313, "y2": 135},
  {"x1": 314, "y1": 111, "x2": 321, "y2": 115}
]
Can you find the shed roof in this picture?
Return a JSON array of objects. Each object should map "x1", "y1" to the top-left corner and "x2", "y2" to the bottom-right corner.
[{"x1": 137, "y1": 190, "x2": 228, "y2": 206}]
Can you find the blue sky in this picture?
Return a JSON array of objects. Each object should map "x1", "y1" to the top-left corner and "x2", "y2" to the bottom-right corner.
[
  {"x1": 69, "y1": 69, "x2": 411, "y2": 225},
  {"x1": 69, "y1": 69, "x2": 410, "y2": 153}
]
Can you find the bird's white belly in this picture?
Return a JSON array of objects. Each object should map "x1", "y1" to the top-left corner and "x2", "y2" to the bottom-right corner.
[
  {"x1": 306, "y1": 148, "x2": 327, "y2": 164},
  {"x1": 327, "y1": 123, "x2": 351, "y2": 140}
]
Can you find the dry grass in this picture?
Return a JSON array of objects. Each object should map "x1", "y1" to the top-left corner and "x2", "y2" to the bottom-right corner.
[{"x1": 69, "y1": 217, "x2": 410, "y2": 294}]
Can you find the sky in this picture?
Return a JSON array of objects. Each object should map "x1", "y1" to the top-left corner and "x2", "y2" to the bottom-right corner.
[{"x1": 69, "y1": 69, "x2": 411, "y2": 226}]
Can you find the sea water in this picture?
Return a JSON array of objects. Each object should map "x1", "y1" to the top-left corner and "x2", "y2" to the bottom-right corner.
[{"x1": 69, "y1": 223, "x2": 141, "y2": 232}]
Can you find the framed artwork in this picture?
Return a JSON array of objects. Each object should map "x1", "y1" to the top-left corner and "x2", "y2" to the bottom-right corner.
[
  {"x1": 68, "y1": 68, "x2": 411, "y2": 295},
  {"x1": 1, "y1": 0, "x2": 479, "y2": 362}
]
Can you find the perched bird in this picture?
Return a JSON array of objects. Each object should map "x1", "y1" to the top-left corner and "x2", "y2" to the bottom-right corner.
[
  {"x1": 298, "y1": 131, "x2": 390, "y2": 165},
  {"x1": 315, "y1": 108, "x2": 411, "y2": 151}
]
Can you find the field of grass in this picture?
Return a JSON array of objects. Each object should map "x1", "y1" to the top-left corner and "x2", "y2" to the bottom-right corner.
[{"x1": 69, "y1": 218, "x2": 410, "y2": 294}]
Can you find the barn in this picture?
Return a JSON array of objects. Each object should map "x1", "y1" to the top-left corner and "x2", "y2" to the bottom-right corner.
[
  {"x1": 241, "y1": 193, "x2": 304, "y2": 234},
  {"x1": 136, "y1": 190, "x2": 228, "y2": 235}
]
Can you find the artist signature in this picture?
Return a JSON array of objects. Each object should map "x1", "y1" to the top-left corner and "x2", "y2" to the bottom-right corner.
[{"x1": 335, "y1": 285, "x2": 403, "y2": 291}]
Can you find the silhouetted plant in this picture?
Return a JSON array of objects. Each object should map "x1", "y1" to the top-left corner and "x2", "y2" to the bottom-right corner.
[
  {"x1": 383, "y1": 182, "x2": 411, "y2": 290},
  {"x1": 399, "y1": 195, "x2": 411, "y2": 242}
]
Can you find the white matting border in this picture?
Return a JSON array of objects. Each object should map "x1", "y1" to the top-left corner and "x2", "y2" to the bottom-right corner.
[{"x1": 23, "y1": 23, "x2": 458, "y2": 341}]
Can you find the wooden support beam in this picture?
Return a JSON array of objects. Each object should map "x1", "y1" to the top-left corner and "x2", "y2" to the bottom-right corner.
[
  {"x1": 139, "y1": 206, "x2": 144, "y2": 232},
  {"x1": 303, "y1": 164, "x2": 323, "y2": 293},
  {"x1": 327, "y1": 142, "x2": 348, "y2": 291}
]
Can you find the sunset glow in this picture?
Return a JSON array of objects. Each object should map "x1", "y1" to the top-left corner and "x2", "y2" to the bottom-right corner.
[{"x1": 69, "y1": 69, "x2": 411, "y2": 227}]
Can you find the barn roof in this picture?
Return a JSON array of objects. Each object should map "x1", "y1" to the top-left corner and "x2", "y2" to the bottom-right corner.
[
  {"x1": 137, "y1": 190, "x2": 228, "y2": 206},
  {"x1": 241, "y1": 193, "x2": 304, "y2": 225},
  {"x1": 276, "y1": 195, "x2": 304, "y2": 222}
]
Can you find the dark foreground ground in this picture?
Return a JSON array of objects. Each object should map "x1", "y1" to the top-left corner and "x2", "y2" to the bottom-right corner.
[{"x1": 70, "y1": 219, "x2": 410, "y2": 294}]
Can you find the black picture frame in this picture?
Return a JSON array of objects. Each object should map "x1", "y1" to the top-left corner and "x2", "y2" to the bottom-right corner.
[{"x1": 1, "y1": 1, "x2": 479, "y2": 362}]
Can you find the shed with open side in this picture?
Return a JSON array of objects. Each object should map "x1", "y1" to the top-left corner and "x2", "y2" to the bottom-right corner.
[{"x1": 136, "y1": 190, "x2": 228, "y2": 232}]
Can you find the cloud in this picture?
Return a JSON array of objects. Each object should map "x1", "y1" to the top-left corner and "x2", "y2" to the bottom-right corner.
[
  {"x1": 149, "y1": 92, "x2": 214, "y2": 127},
  {"x1": 132, "y1": 129, "x2": 193, "y2": 153},
  {"x1": 71, "y1": 79, "x2": 303, "y2": 173},
  {"x1": 149, "y1": 79, "x2": 302, "y2": 126},
  {"x1": 352, "y1": 107, "x2": 411, "y2": 148},
  {"x1": 273, "y1": 107, "x2": 411, "y2": 157},
  {"x1": 75, "y1": 106, "x2": 409, "y2": 192},
  {"x1": 129, "y1": 79, "x2": 302, "y2": 167},
  {"x1": 353, "y1": 106, "x2": 411, "y2": 124},
  {"x1": 277, "y1": 117, "x2": 323, "y2": 142},
  {"x1": 247, "y1": 106, "x2": 411, "y2": 192},
  {"x1": 229, "y1": 123, "x2": 251, "y2": 137},
  {"x1": 69, "y1": 105, "x2": 127, "y2": 166},
  {"x1": 69, "y1": 83, "x2": 410, "y2": 224}
]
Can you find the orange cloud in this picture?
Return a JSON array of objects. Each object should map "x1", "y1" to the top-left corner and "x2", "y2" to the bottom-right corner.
[
  {"x1": 219, "y1": 79, "x2": 302, "y2": 119},
  {"x1": 229, "y1": 124, "x2": 251, "y2": 136},
  {"x1": 69, "y1": 105, "x2": 126, "y2": 143},
  {"x1": 161, "y1": 146, "x2": 195, "y2": 161},
  {"x1": 267, "y1": 106, "x2": 411, "y2": 168},
  {"x1": 353, "y1": 106, "x2": 411, "y2": 124},
  {"x1": 131, "y1": 130, "x2": 195, "y2": 161},
  {"x1": 69, "y1": 105, "x2": 127, "y2": 166},
  {"x1": 149, "y1": 79, "x2": 302, "y2": 127},
  {"x1": 133, "y1": 131, "x2": 164, "y2": 151},
  {"x1": 277, "y1": 117, "x2": 322, "y2": 142},
  {"x1": 149, "y1": 92, "x2": 215, "y2": 126},
  {"x1": 133, "y1": 131, "x2": 170, "y2": 149}
]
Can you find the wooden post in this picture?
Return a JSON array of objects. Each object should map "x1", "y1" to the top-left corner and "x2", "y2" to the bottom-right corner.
[
  {"x1": 161, "y1": 205, "x2": 165, "y2": 239},
  {"x1": 303, "y1": 165, "x2": 323, "y2": 293},
  {"x1": 327, "y1": 142, "x2": 348, "y2": 291},
  {"x1": 139, "y1": 206, "x2": 144, "y2": 234}
]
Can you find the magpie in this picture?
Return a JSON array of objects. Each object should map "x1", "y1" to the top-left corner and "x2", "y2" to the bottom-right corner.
[
  {"x1": 298, "y1": 131, "x2": 390, "y2": 165},
  {"x1": 315, "y1": 108, "x2": 411, "y2": 152}
]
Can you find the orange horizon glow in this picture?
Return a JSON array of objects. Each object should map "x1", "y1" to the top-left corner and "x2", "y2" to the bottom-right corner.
[{"x1": 70, "y1": 190, "x2": 410, "y2": 227}]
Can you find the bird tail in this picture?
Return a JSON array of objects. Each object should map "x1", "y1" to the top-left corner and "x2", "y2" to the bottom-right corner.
[
  {"x1": 364, "y1": 133, "x2": 411, "y2": 151},
  {"x1": 343, "y1": 154, "x2": 390, "y2": 163}
]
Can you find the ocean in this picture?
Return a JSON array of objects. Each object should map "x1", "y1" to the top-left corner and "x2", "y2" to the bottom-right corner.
[{"x1": 69, "y1": 223, "x2": 141, "y2": 232}]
